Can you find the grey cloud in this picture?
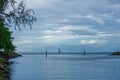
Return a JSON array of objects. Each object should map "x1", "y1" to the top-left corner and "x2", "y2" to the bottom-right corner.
[{"x1": 12, "y1": 0, "x2": 120, "y2": 52}]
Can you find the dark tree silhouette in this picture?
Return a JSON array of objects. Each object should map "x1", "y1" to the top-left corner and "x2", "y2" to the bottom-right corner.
[
  {"x1": 0, "y1": 0, "x2": 36, "y2": 30},
  {"x1": 0, "y1": 0, "x2": 36, "y2": 53},
  {"x1": 0, "y1": 22, "x2": 16, "y2": 52}
]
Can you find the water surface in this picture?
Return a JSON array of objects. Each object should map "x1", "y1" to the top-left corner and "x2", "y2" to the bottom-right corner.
[{"x1": 10, "y1": 53, "x2": 120, "y2": 80}]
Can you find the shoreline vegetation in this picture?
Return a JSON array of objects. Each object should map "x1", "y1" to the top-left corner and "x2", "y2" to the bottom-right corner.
[
  {"x1": 0, "y1": 0, "x2": 35, "y2": 80},
  {"x1": 0, "y1": 51, "x2": 21, "y2": 80},
  {"x1": 112, "y1": 52, "x2": 120, "y2": 55}
]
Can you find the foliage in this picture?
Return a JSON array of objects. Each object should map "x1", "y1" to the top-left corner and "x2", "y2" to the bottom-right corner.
[
  {"x1": 0, "y1": 57, "x2": 5, "y2": 63},
  {"x1": 0, "y1": 21, "x2": 15, "y2": 53},
  {"x1": 0, "y1": 0, "x2": 36, "y2": 53},
  {"x1": 0, "y1": 0, "x2": 36, "y2": 30},
  {"x1": 0, "y1": 77, "x2": 4, "y2": 80}
]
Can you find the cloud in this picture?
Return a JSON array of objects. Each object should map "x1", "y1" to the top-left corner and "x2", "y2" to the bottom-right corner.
[
  {"x1": 85, "y1": 15, "x2": 104, "y2": 24},
  {"x1": 41, "y1": 35, "x2": 59, "y2": 42},
  {"x1": 15, "y1": 40, "x2": 33, "y2": 45},
  {"x1": 40, "y1": 26, "x2": 80, "y2": 43},
  {"x1": 11, "y1": 0, "x2": 120, "y2": 52},
  {"x1": 80, "y1": 40, "x2": 105, "y2": 45},
  {"x1": 33, "y1": 25, "x2": 115, "y2": 45},
  {"x1": 13, "y1": 22, "x2": 119, "y2": 52},
  {"x1": 24, "y1": 0, "x2": 63, "y2": 9}
]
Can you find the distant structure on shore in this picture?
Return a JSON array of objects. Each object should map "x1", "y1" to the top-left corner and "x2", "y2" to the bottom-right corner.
[{"x1": 58, "y1": 48, "x2": 61, "y2": 53}]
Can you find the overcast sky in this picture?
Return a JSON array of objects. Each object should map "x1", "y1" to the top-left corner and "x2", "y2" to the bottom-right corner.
[{"x1": 11, "y1": 0, "x2": 120, "y2": 52}]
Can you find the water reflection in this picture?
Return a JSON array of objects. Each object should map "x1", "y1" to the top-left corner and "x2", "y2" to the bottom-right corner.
[{"x1": 10, "y1": 53, "x2": 120, "y2": 80}]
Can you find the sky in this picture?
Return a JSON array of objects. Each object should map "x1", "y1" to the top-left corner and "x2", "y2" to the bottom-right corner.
[{"x1": 11, "y1": 0, "x2": 120, "y2": 52}]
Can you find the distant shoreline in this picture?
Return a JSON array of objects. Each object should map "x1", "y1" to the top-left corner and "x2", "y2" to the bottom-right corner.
[
  {"x1": 21, "y1": 52, "x2": 113, "y2": 55},
  {"x1": 112, "y1": 52, "x2": 120, "y2": 55}
]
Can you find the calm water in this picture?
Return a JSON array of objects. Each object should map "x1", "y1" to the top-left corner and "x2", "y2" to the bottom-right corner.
[{"x1": 10, "y1": 53, "x2": 120, "y2": 80}]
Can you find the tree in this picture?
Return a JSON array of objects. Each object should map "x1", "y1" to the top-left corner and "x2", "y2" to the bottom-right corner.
[
  {"x1": 0, "y1": 21, "x2": 16, "y2": 53},
  {"x1": 0, "y1": 0, "x2": 36, "y2": 53},
  {"x1": 0, "y1": 0, "x2": 36, "y2": 30}
]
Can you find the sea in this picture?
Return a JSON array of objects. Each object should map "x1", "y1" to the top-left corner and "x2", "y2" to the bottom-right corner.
[{"x1": 10, "y1": 52, "x2": 120, "y2": 80}]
